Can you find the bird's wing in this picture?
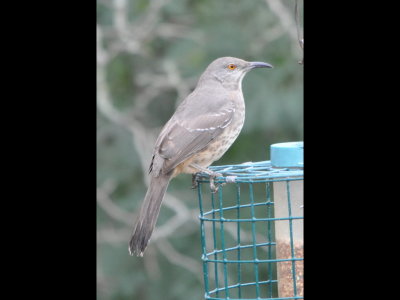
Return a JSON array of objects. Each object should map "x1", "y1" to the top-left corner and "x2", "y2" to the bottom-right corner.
[{"x1": 152, "y1": 96, "x2": 236, "y2": 175}]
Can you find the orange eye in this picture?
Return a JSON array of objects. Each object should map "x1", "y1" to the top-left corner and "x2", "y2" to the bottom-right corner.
[{"x1": 227, "y1": 64, "x2": 237, "y2": 70}]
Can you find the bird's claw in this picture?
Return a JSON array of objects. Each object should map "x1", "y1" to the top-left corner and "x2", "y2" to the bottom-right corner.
[
  {"x1": 189, "y1": 164, "x2": 224, "y2": 193},
  {"x1": 209, "y1": 172, "x2": 224, "y2": 193},
  {"x1": 191, "y1": 173, "x2": 199, "y2": 189}
]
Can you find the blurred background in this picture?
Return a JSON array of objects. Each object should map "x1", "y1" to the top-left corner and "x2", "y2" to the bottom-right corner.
[{"x1": 97, "y1": 0, "x2": 303, "y2": 299}]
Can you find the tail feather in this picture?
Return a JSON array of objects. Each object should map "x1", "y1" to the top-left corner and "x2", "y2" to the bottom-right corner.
[{"x1": 129, "y1": 174, "x2": 171, "y2": 256}]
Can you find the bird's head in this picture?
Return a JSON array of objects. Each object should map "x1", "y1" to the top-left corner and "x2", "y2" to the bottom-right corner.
[{"x1": 200, "y1": 56, "x2": 273, "y2": 89}]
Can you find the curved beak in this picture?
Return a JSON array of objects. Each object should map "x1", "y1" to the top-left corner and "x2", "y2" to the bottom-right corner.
[{"x1": 249, "y1": 61, "x2": 273, "y2": 69}]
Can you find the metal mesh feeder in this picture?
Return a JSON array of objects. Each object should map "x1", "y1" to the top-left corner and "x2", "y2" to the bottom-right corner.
[{"x1": 196, "y1": 142, "x2": 303, "y2": 300}]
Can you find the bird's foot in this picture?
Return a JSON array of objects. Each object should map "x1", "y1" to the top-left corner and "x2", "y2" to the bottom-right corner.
[
  {"x1": 189, "y1": 164, "x2": 224, "y2": 193},
  {"x1": 191, "y1": 173, "x2": 199, "y2": 189},
  {"x1": 202, "y1": 169, "x2": 223, "y2": 193},
  {"x1": 209, "y1": 173, "x2": 224, "y2": 193}
]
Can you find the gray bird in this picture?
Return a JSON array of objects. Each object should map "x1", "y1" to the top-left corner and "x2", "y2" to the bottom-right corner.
[{"x1": 129, "y1": 57, "x2": 273, "y2": 256}]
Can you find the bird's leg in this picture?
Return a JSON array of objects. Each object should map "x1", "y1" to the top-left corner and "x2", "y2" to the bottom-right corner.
[
  {"x1": 189, "y1": 164, "x2": 223, "y2": 193},
  {"x1": 189, "y1": 163, "x2": 222, "y2": 177}
]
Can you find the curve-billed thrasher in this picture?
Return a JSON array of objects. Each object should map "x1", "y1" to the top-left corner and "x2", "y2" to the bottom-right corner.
[{"x1": 129, "y1": 57, "x2": 273, "y2": 256}]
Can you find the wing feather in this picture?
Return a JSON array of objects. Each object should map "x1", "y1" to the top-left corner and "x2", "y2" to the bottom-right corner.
[{"x1": 152, "y1": 96, "x2": 236, "y2": 175}]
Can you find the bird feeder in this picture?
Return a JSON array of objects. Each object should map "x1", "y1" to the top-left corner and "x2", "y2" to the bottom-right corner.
[
  {"x1": 271, "y1": 142, "x2": 303, "y2": 298},
  {"x1": 196, "y1": 142, "x2": 303, "y2": 300}
]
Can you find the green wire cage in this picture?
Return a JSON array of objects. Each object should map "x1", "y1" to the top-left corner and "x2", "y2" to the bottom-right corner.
[{"x1": 195, "y1": 142, "x2": 303, "y2": 300}]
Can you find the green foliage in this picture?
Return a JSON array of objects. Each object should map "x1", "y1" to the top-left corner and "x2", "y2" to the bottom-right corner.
[{"x1": 106, "y1": 54, "x2": 136, "y2": 109}]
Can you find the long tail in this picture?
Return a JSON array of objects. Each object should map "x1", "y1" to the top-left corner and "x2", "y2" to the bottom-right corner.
[{"x1": 129, "y1": 174, "x2": 171, "y2": 256}]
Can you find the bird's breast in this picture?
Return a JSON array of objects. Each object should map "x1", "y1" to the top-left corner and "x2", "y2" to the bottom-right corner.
[{"x1": 179, "y1": 98, "x2": 245, "y2": 174}]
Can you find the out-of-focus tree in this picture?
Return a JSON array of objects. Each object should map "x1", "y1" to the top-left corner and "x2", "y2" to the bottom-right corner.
[{"x1": 97, "y1": 0, "x2": 303, "y2": 299}]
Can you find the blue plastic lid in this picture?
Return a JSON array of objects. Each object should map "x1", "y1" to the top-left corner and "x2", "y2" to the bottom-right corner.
[{"x1": 270, "y1": 141, "x2": 303, "y2": 168}]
